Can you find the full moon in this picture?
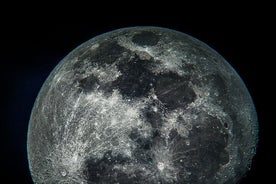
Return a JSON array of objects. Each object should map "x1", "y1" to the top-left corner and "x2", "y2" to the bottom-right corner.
[{"x1": 27, "y1": 27, "x2": 258, "y2": 184}]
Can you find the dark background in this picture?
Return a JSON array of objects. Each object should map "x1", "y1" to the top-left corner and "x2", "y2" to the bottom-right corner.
[{"x1": 1, "y1": 4, "x2": 273, "y2": 184}]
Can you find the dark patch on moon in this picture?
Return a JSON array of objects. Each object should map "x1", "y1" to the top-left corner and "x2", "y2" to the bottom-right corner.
[
  {"x1": 84, "y1": 151, "x2": 131, "y2": 183},
  {"x1": 90, "y1": 41, "x2": 128, "y2": 65},
  {"x1": 172, "y1": 114, "x2": 229, "y2": 184},
  {"x1": 78, "y1": 75, "x2": 99, "y2": 93},
  {"x1": 74, "y1": 41, "x2": 129, "y2": 68},
  {"x1": 85, "y1": 149, "x2": 154, "y2": 184},
  {"x1": 149, "y1": 114, "x2": 230, "y2": 184},
  {"x1": 132, "y1": 31, "x2": 161, "y2": 46},
  {"x1": 129, "y1": 128, "x2": 152, "y2": 150},
  {"x1": 155, "y1": 72, "x2": 196, "y2": 110},
  {"x1": 112, "y1": 54, "x2": 157, "y2": 98}
]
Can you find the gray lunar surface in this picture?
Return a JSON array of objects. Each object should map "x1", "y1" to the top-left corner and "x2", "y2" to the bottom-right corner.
[{"x1": 27, "y1": 27, "x2": 258, "y2": 184}]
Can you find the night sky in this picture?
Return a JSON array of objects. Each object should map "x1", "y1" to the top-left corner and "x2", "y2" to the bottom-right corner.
[{"x1": 1, "y1": 6, "x2": 272, "y2": 184}]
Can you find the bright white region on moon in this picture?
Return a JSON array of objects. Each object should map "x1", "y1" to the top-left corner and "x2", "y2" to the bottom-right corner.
[{"x1": 27, "y1": 27, "x2": 258, "y2": 184}]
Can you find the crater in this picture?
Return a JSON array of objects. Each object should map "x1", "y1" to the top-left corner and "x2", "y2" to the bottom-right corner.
[
  {"x1": 75, "y1": 41, "x2": 129, "y2": 67},
  {"x1": 60, "y1": 169, "x2": 67, "y2": 177},
  {"x1": 224, "y1": 122, "x2": 229, "y2": 129}
]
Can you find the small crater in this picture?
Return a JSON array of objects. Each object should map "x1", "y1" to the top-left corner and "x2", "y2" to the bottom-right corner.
[
  {"x1": 132, "y1": 31, "x2": 161, "y2": 46},
  {"x1": 224, "y1": 122, "x2": 228, "y2": 129},
  {"x1": 185, "y1": 140, "x2": 190, "y2": 146},
  {"x1": 60, "y1": 169, "x2": 67, "y2": 177},
  {"x1": 157, "y1": 162, "x2": 165, "y2": 171}
]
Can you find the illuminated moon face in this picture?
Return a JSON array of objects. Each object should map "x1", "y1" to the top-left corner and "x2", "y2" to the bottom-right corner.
[{"x1": 27, "y1": 27, "x2": 258, "y2": 184}]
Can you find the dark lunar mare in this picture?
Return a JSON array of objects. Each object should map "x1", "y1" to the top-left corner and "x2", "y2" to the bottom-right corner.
[
  {"x1": 154, "y1": 72, "x2": 196, "y2": 110},
  {"x1": 173, "y1": 115, "x2": 229, "y2": 184},
  {"x1": 78, "y1": 41, "x2": 128, "y2": 66},
  {"x1": 84, "y1": 151, "x2": 135, "y2": 184},
  {"x1": 112, "y1": 54, "x2": 157, "y2": 98},
  {"x1": 132, "y1": 31, "x2": 161, "y2": 46}
]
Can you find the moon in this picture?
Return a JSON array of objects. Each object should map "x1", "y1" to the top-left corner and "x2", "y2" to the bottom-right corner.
[{"x1": 27, "y1": 27, "x2": 258, "y2": 184}]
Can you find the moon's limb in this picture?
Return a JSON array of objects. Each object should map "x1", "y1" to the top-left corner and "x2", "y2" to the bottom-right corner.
[{"x1": 27, "y1": 27, "x2": 258, "y2": 184}]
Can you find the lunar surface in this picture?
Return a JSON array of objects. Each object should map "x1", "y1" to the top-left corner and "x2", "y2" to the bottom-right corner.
[{"x1": 27, "y1": 27, "x2": 258, "y2": 184}]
